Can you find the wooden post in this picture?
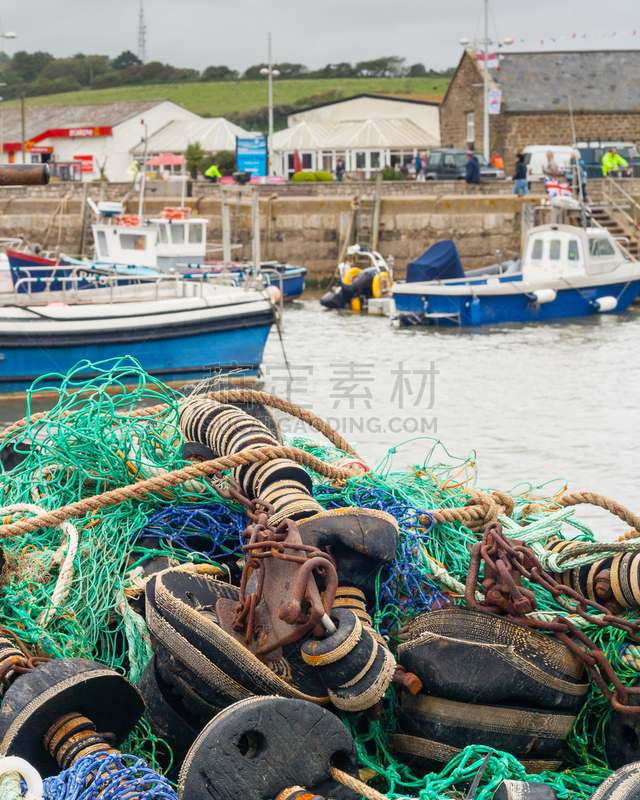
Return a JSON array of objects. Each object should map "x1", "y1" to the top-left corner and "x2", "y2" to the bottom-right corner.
[
  {"x1": 78, "y1": 182, "x2": 89, "y2": 257},
  {"x1": 20, "y1": 90, "x2": 25, "y2": 164}
]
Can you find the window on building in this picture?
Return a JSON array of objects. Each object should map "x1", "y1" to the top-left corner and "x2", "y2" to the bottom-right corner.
[
  {"x1": 589, "y1": 238, "x2": 616, "y2": 256},
  {"x1": 549, "y1": 240, "x2": 561, "y2": 260},
  {"x1": 466, "y1": 112, "x2": 475, "y2": 143},
  {"x1": 568, "y1": 240, "x2": 580, "y2": 261},
  {"x1": 302, "y1": 153, "x2": 312, "y2": 169},
  {"x1": 189, "y1": 223, "x2": 203, "y2": 244},
  {"x1": 121, "y1": 234, "x2": 147, "y2": 251},
  {"x1": 323, "y1": 153, "x2": 332, "y2": 171},
  {"x1": 171, "y1": 224, "x2": 185, "y2": 245},
  {"x1": 356, "y1": 152, "x2": 366, "y2": 169},
  {"x1": 531, "y1": 239, "x2": 543, "y2": 259},
  {"x1": 96, "y1": 230, "x2": 108, "y2": 258},
  {"x1": 370, "y1": 151, "x2": 380, "y2": 169}
]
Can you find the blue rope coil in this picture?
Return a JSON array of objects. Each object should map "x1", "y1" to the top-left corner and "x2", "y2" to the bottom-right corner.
[
  {"x1": 136, "y1": 502, "x2": 246, "y2": 557},
  {"x1": 43, "y1": 752, "x2": 178, "y2": 799}
]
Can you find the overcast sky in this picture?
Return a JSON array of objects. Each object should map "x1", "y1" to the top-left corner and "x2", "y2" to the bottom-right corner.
[{"x1": 1, "y1": 0, "x2": 639, "y2": 73}]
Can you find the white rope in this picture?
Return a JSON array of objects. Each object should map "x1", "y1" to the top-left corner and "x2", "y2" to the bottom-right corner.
[{"x1": 0, "y1": 504, "x2": 79, "y2": 629}]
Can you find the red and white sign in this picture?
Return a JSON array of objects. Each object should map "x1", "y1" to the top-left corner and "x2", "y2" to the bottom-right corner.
[
  {"x1": 29, "y1": 146, "x2": 53, "y2": 154},
  {"x1": 75, "y1": 155, "x2": 94, "y2": 173},
  {"x1": 22, "y1": 126, "x2": 112, "y2": 152}
]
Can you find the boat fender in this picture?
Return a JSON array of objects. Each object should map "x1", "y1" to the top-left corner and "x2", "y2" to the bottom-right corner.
[
  {"x1": 531, "y1": 289, "x2": 557, "y2": 305},
  {"x1": 492, "y1": 781, "x2": 558, "y2": 800},
  {"x1": 591, "y1": 762, "x2": 640, "y2": 800},
  {"x1": 469, "y1": 296, "x2": 481, "y2": 325},
  {"x1": 0, "y1": 757, "x2": 43, "y2": 799},
  {"x1": 594, "y1": 296, "x2": 617, "y2": 313}
]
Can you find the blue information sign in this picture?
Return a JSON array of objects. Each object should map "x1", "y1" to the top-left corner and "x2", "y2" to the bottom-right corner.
[{"x1": 236, "y1": 134, "x2": 267, "y2": 177}]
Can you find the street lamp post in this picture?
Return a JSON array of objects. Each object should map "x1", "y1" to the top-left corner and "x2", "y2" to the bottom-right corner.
[{"x1": 260, "y1": 33, "x2": 280, "y2": 177}]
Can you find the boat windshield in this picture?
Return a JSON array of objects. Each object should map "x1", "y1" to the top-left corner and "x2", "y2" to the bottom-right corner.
[
  {"x1": 157, "y1": 225, "x2": 168, "y2": 244},
  {"x1": 189, "y1": 223, "x2": 203, "y2": 244},
  {"x1": 171, "y1": 224, "x2": 185, "y2": 245},
  {"x1": 589, "y1": 238, "x2": 616, "y2": 257}
]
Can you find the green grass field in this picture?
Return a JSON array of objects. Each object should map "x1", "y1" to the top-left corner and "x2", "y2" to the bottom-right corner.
[{"x1": 4, "y1": 77, "x2": 448, "y2": 118}]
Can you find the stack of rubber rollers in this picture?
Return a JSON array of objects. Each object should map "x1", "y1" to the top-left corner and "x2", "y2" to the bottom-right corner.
[
  {"x1": 177, "y1": 396, "x2": 398, "y2": 711},
  {"x1": 545, "y1": 539, "x2": 640, "y2": 611}
]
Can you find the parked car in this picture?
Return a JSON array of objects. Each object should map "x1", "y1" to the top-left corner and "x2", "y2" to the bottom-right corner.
[
  {"x1": 521, "y1": 146, "x2": 575, "y2": 181},
  {"x1": 576, "y1": 141, "x2": 640, "y2": 179},
  {"x1": 425, "y1": 149, "x2": 505, "y2": 180}
]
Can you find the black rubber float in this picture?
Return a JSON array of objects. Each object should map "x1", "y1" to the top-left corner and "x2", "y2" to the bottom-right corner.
[
  {"x1": 397, "y1": 607, "x2": 589, "y2": 711},
  {"x1": 177, "y1": 696, "x2": 360, "y2": 800},
  {"x1": 591, "y1": 763, "x2": 640, "y2": 800},
  {"x1": 492, "y1": 781, "x2": 558, "y2": 800},
  {"x1": 605, "y1": 684, "x2": 640, "y2": 769},
  {"x1": 398, "y1": 692, "x2": 576, "y2": 760},
  {"x1": 0, "y1": 657, "x2": 144, "y2": 777},
  {"x1": 296, "y1": 508, "x2": 398, "y2": 600}
]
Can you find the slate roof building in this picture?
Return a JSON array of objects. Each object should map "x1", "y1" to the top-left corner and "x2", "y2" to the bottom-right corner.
[
  {"x1": 0, "y1": 99, "x2": 199, "y2": 181},
  {"x1": 440, "y1": 50, "x2": 640, "y2": 173}
]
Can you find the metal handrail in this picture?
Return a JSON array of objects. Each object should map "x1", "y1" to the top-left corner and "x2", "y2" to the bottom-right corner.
[{"x1": 602, "y1": 176, "x2": 640, "y2": 230}]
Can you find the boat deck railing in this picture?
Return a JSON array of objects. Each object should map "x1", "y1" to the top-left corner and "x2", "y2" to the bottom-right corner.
[{"x1": 9, "y1": 266, "x2": 249, "y2": 306}]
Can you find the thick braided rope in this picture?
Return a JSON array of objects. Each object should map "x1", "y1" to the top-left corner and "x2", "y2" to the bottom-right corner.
[
  {"x1": 554, "y1": 491, "x2": 640, "y2": 533},
  {"x1": 417, "y1": 489, "x2": 514, "y2": 533},
  {"x1": 0, "y1": 389, "x2": 360, "y2": 459},
  {"x1": 0, "y1": 446, "x2": 355, "y2": 538},
  {"x1": 329, "y1": 767, "x2": 388, "y2": 800}
]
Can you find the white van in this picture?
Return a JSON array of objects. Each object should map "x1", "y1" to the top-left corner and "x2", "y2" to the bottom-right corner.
[{"x1": 521, "y1": 146, "x2": 574, "y2": 180}]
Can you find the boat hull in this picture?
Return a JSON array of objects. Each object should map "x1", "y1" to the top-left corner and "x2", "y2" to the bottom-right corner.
[
  {"x1": 0, "y1": 302, "x2": 273, "y2": 391},
  {"x1": 392, "y1": 280, "x2": 640, "y2": 326},
  {"x1": 263, "y1": 267, "x2": 306, "y2": 301}
]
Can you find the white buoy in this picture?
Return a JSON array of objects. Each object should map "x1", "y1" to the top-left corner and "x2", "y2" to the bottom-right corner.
[
  {"x1": 0, "y1": 756, "x2": 44, "y2": 798},
  {"x1": 531, "y1": 288, "x2": 557, "y2": 304},
  {"x1": 595, "y1": 296, "x2": 617, "y2": 312}
]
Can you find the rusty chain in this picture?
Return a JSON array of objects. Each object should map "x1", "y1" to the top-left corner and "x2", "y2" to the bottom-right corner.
[
  {"x1": 465, "y1": 522, "x2": 640, "y2": 714},
  {"x1": 0, "y1": 625, "x2": 49, "y2": 689},
  {"x1": 214, "y1": 476, "x2": 337, "y2": 652}
]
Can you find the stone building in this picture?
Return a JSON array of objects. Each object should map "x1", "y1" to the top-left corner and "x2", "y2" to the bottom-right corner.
[{"x1": 440, "y1": 50, "x2": 640, "y2": 172}]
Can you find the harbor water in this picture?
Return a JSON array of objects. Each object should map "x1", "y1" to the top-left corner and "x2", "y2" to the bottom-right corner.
[{"x1": 0, "y1": 292, "x2": 637, "y2": 540}]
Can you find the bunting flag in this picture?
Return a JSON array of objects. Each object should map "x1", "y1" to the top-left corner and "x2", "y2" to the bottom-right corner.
[
  {"x1": 502, "y1": 28, "x2": 637, "y2": 46},
  {"x1": 476, "y1": 48, "x2": 499, "y2": 68}
]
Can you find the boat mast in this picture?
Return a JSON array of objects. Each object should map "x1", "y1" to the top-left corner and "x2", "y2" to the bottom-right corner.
[
  {"x1": 483, "y1": 0, "x2": 490, "y2": 162},
  {"x1": 137, "y1": 120, "x2": 148, "y2": 224}
]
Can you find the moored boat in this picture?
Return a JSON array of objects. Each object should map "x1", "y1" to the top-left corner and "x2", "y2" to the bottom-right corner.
[
  {"x1": 0, "y1": 273, "x2": 275, "y2": 391},
  {"x1": 391, "y1": 225, "x2": 640, "y2": 326}
]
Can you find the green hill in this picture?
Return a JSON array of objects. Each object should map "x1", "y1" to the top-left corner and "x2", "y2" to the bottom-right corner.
[{"x1": 4, "y1": 77, "x2": 447, "y2": 123}]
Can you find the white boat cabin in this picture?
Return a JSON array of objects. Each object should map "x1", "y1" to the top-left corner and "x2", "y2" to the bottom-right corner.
[
  {"x1": 148, "y1": 212, "x2": 208, "y2": 271},
  {"x1": 92, "y1": 223, "x2": 158, "y2": 269},
  {"x1": 90, "y1": 202, "x2": 208, "y2": 271},
  {"x1": 522, "y1": 224, "x2": 631, "y2": 283}
]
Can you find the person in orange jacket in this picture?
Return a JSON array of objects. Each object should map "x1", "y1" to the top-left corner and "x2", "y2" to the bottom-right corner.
[{"x1": 489, "y1": 151, "x2": 504, "y2": 170}]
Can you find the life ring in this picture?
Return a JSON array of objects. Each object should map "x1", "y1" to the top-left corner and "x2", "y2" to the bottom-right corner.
[
  {"x1": 342, "y1": 267, "x2": 361, "y2": 285},
  {"x1": 161, "y1": 206, "x2": 191, "y2": 220},
  {"x1": 116, "y1": 215, "x2": 140, "y2": 227},
  {"x1": 372, "y1": 271, "x2": 391, "y2": 298}
]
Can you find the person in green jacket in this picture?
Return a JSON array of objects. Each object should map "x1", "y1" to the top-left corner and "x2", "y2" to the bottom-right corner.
[
  {"x1": 602, "y1": 147, "x2": 629, "y2": 177},
  {"x1": 204, "y1": 163, "x2": 222, "y2": 183}
]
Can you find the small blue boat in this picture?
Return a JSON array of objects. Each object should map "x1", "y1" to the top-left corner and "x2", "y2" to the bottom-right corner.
[
  {"x1": 391, "y1": 225, "x2": 640, "y2": 327},
  {"x1": 0, "y1": 275, "x2": 274, "y2": 391}
]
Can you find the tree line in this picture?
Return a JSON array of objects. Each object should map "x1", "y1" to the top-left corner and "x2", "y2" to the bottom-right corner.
[{"x1": 0, "y1": 51, "x2": 454, "y2": 98}]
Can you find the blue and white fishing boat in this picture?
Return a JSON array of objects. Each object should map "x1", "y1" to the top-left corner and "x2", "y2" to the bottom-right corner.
[
  {"x1": 0, "y1": 272, "x2": 275, "y2": 391},
  {"x1": 390, "y1": 224, "x2": 640, "y2": 327}
]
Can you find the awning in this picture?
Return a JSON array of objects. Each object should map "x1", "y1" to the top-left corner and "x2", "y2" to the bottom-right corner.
[{"x1": 147, "y1": 152, "x2": 186, "y2": 166}]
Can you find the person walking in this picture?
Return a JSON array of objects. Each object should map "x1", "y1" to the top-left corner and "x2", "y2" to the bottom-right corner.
[
  {"x1": 601, "y1": 147, "x2": 629, "y2": 177},
  {"x1": 335, "y1": 158, "x2": 345, "y2": 182},
  {"x1": 204, "y1": 163, "x2": 222, "y2": 183},
  {"x1": 513, "y1": 153, "x2": 528, "y2": 196},
  {"x1": 414, "y1": 153, "x2": 424, "y2": 181},
  {"x1": 464, "y1": 150, "x2": 481, "y2": 185}
]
